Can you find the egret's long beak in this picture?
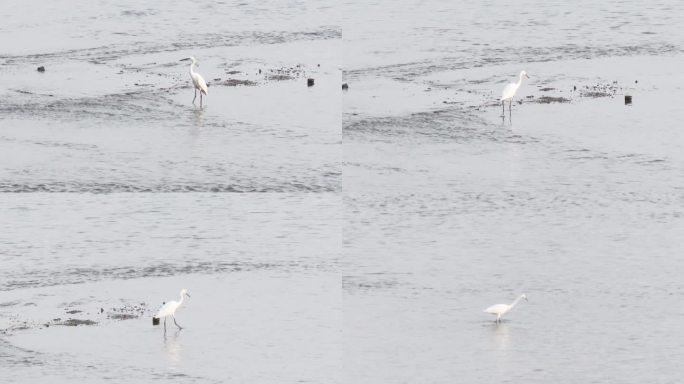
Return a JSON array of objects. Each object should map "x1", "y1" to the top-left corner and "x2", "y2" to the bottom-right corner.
[
  {"x1": 180, "y1": 58, "x2": 190, "y2": 61},
  {"x1": 525, "y1": 74, "x2": 530, "y2": 79},
  {"x1": 186, "y1": 292, "x2": 191, "y2": 298},
  {"x1": 524, "y1": 296, "x2": 528, "y2": 301}
]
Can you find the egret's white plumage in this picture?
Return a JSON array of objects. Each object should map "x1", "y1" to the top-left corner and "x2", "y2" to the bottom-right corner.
[
  {"x1": 501, "y1": 70, "x2": 529, "y2": 114},
  {"x1": 154, "y1": 289, "x2": 191, "y2": 331},
  {"x1": 484, "y1": 294, "x2": 527, "y2": 322},
  {"x1": 180, "y1": 57, "x2": 208, "y2": 107}
]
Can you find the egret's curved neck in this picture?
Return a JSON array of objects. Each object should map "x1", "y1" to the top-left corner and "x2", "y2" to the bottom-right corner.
[
  {"x1": 189, "y1": 60, "x2": 197, "y2": 76},
  {"x1": 510, "y1": 295, "x2": 524, "y2": 308},
  {"x1": 178, "y1": 292, "x2": 185, "y2": 306},
  {"x1": 517, "y1": 73, "x2": 525, "y2": 87}
]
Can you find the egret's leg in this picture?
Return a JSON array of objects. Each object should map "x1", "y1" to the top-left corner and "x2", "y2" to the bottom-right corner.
[
  {"x1": 164, "y1": 317, "x2": 167, "y2": 332},
  {"x1": 200, "y1": 93, "x2": 203, "y2": 108},
  {"x1": 192, "y1": 88, "x2": 197, "y2": 104},
  {"x1": 173, "y1": 315, "x2": 183, "y2": 330},
  {"x1": 502, "y1": 100, "x2": 504, "y2": 116}
]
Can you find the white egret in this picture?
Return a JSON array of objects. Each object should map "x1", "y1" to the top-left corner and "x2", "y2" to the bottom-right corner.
[
  {"x1": 153, "y1": 289, "x2": 191, "y2": 332},
  {"x1": 501, "y1": 70, "x2": 529, "y2": 115},
  {"x1": 180, "y1": 57, "x2": 208, "y2": 107},
  {"x1": 484, "y1": 294, "x2": 527, "y2": 322}
]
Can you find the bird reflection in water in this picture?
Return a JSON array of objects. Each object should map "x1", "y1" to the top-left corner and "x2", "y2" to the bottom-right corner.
[
  {"x1": 490, "y1": 321, "x2": 511, "y2": 351},
  {"x1": 164, "y1": 329, "x2": 183, "y2": 366},
  {"x1": 193, "y1": 108, "x2": 204, "y2": 127}
]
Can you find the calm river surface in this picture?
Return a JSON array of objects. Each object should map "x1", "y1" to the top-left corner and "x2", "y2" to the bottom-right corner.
[
  {"x1": 343, "y1": 1, "x2": 684, "y2": 383},
  {"x1": 2, "y1": 1, "x2": 684, "y2": 383},
  {"x1": 1, "y1": 1, "x2": 340, "y2": 383}
]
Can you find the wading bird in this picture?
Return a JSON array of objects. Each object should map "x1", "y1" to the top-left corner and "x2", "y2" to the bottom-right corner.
[
  {"x1": 484, "y1": 294, "x2": 527, "y2": 322},
  {"x1": 180, "y1": 57, "x2": 208, "y2": 107},
  {"x1": 153, "y1": 289, "x2": 191, "y2": 332},
  {"x1": 501, "y1": 70, "x2": 529, "y2": 116}
]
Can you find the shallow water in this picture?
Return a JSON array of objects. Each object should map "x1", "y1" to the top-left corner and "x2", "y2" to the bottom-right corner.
[
  {"x1": 3, "y1": 0, "x2": 684, "y2": 383},
  {"x1": 1, "y1": 1, "x2": 340, "y2": 383},
  {"x1": 342, "y1": 1, "x2": 684, "y2": 383},
  {"x1": 0, "y1": 0, "x2": 340, "y2": 193}
]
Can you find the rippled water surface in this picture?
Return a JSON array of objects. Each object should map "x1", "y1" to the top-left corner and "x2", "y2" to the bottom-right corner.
[
  {"x1": 3, "y1": 0, "x2": 684, "y2": 383},
  {"x1": 343, "y1": 1, "x2": 684, "y2": 383},
  {"x1": 1, "y1": 1, "x2": 339, "y2": 383}
]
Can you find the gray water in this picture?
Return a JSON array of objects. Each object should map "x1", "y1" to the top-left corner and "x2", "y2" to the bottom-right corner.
[
  {"x1": 1, "y1": 1, "x2": 340, "y2": 383},
  {"x1": 2, "y1": 0, "x2": 684, "y2": 383},
  {"x1": 343, "y1": 1, "x2": 684, "y2": 383}
]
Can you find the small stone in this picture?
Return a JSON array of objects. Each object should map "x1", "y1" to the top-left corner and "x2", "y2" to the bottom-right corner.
[
  {"x1": 624, "y1": 95, "x2": 632, "y2": 105},
  {"x1": 307, "y1": 78, "x2": 314, "y2": 87},
  {"x1": 37, "y1": 66, "x2": 45, "y2": 72},
  {"x1": 342, "y1": 83, "x2": 349, "y2": 90},
  {"x1": 259, "y1": 69, "x2": 262, "y2": 74}
]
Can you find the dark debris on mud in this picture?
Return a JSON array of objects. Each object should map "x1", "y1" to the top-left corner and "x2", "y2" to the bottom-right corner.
[
  {"x1": 107, "y1": 303, "x2": 147, "y2": 320},
  {"x1": 45, "y1": 303, "x2": 149, "y2": 327},
  {"x1": 264, "y1": 65, "x2": 307, "y2": 82},
  {"x1": 517, "y1": 81, "x2": 623, "y2": 105},
  {"x1": 530, "y1": 95, "x2": 572, "y2": 104},
  {"x1": 50, "y1": 319, "x2": 98, "y2": 327},
  {"x1": 579, "y1": 81, "x2": 620, "y2": 98},
  {"x1": 207, "y1": 64, "x2": 309, "y2": 88},
  {"x1": 223, "y1": 79, "x2": 257, "y2": 86},
  {"x1": 0, "y1": 302, "x2": 154, "y2": 335}
]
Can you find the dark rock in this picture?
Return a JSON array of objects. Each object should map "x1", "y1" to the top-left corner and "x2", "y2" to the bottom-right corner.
[
  {"x1": 342, "y1": 83, "x2": 349, "y2": 90},
  {"x1": 573, "y1": 85, "x2": 577, "y2": 91},
  {"x1": 307, "y1": 78, "x2": 315, "y2": 87},
  {"x1": 152, "y1": 317, "x2": 160, "y2": 325},
  {"x1": 625, "y1": 95, "x2": 632, "y2": 105},
  {"x1": 37, "y1": 66, "x2": 45, "y2": 72},
  {"x1": 259, "y1": 69, "x2": 262, "y2": 74}
]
